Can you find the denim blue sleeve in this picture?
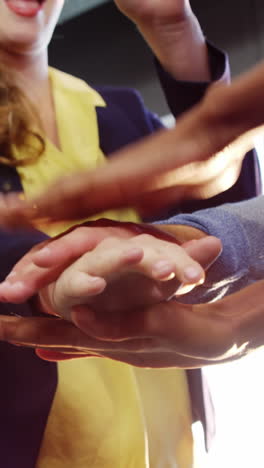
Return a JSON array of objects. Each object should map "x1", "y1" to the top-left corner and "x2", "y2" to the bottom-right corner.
[{"x1": 156, "y1": 196, "x2": 264, "y2": 303}]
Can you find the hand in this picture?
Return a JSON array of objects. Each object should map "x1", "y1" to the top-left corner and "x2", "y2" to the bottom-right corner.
[
  {"x1": 0, "y1": 221, "x2": 137, "y2": 302},
  {"x1": 0, "y1": 221, "x2": 213, "y2": 304},
  {"x1": 1, "y1": 62, "x2": 264, "y2": 226},
  {"x1": 1, "y1": 279, "x2": 264, "y2": 368},
  {"x1": 38, "y1": 233, "x2": 221, "y2": 321}
]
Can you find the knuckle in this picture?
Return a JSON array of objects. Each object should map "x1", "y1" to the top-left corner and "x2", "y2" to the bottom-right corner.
[
  {"x1": 66, "y1": 227, "x2": 89, "y2": 244},
  {"x1": 99, "y1": 236, "x2": 121, "y2": 249},
  {"x1": 134, "y1": 233, "x2": 154, "y2": 244}
]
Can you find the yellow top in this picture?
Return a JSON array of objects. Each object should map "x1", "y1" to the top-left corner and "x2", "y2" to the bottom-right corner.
[{"x1": 14, "y1": 68, "x2": 194, "y2": 468}]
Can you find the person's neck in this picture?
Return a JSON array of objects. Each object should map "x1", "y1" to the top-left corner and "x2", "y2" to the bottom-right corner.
[
  {"x1": 0, "y1": 48, "x2": 50, "y2": 100},
  {"x1": 0, "y1": 47, "x2": 61, "y2": 148}
]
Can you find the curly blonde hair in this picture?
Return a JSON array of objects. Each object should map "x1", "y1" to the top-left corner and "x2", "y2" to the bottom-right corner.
[{"x1": 0, "y1": 66, "x2": 45, "y2": 167}]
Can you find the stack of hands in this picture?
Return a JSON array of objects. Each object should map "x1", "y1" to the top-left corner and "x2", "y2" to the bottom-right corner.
[
  {"x1": 0, "y1": 0, "x2": 263, "y2": 227},
  {"x1": 0, "y1": 220, "x2": 222, "y2": 367},
  {"x1": 0, "y1": 218, "x2": 262, "y2": 369},
  {"x1": 0, "y1": 0, "x2": 264, "y2": 368}
]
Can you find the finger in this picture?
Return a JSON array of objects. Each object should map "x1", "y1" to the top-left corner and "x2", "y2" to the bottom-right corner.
[
  {"x1": 0, "y1": 316, "x2": 98, "y2": 349},
  {"x1": 49, "y1": 242, "x2": 144, "y2": 315},
  {"x1": 71, "y1": 293, "x2": 235, "y2": 358},
  {"x1": 175, "y1": 236, "x2": 222, "y2": 295},
  {"x1": 0, "y1": 315, "x2": 154, "y2": 353},
  {"x1": 64, "y1": 350, "x2": 235, "y2": 368},
  {"x1": 64, "y1": 237, "x2": 144, "y2": 282},
  {"x1": 5, "y1": 240, "x2": 47, "y2": 274},
  {"x1": 136, "y1": 163, "x2": 242, "y2": 217},
  {"x1": 184, "y1": 235, "x2": 222, "y2": 271},
  {"x1": 0, "y1": 227, "x2": 106, "y2": 303},
  {"x1": 61, "y1": 272, "x2": 107, "y2": 298},
  {"x1": 35, "y1": 348, "x2": 209, "y2": 368},
  {"x1": 0, "y1": 241, "x2": 49, "y2": 302},
  {"x1": 32, "y1": 226, "x2": 107, "y2": 268},
  {"x1": 36, "y1": 349, "x2": 97, "y2": 361},
  {"x1": 69, "y1": 278, "x2": 264, "y2": 362},
  {"x1": 126, "y1": 234, "x2": 204, "y2": 285},
  {"x1": 0, "y1": 262, "x2": 67, "y2": 304},
  {"x1": 3, "y1": 278, "x2": 264, "y2": 362}
]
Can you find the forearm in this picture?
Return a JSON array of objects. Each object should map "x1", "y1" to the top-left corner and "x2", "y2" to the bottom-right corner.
[
  {"x1": 156, "y1": 196, "x2": 264, "y2": 301},
  {"x1": 138, "y1": 13, "x2": 211, "y2": 82}
]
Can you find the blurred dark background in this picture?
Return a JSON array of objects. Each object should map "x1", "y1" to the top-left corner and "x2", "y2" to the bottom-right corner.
[{"x1": 49, "y1": 0, "x2": 264, "y2": 115}]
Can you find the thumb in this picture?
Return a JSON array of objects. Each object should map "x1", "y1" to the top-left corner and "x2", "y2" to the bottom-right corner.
[
  {"x1": 183, "y1": 235, "x2": 222, "y2": 271},
  {"x1": 177, "y1": 235, "x2": 222, "y2": 295}
]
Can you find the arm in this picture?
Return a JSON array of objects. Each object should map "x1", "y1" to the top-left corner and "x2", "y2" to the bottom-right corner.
[
  {"x1": 2, "y1": 58, "x2": 261, "y2": 226},
  {"x1": 158, "y1": 195, "x2": 264, "y2": 302},
  {"x1": 0, "y1": 9, "x2": 263, "y2": 226},
  {"x1": 114, "y1": 0, "x2": 211, "y2": 82},
  {"x1": 3, "y1": 195, "x2": 263, "y2": 307},
  {"x1": 114, "y1": 0, "x2": 230, "y2": 118},
  {"x1": 156, "y1": 42, "x2": 229, "y2": 119}
]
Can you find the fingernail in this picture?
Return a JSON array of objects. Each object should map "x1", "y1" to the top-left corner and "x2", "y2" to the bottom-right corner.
[
  {"x1": 163, "y1": 272, "x2": 176, "y2": 281},
  {"x1": 89, "y1": 276, "x2": 103, "y2": 283},
  {"x1": 183, "y1": 267, "x2": 203, "y2": 283},
  {"x1": 198, "y1": 276, "x2": 205, "y2": 285}
]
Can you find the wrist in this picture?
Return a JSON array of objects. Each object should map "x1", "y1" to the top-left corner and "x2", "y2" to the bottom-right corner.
[
  {"x1": 137, "y1": 14, "x2": 211, "y2": 81},
  {"x1": 157, "y1": 224, "x2": 207, "y2": 244},
  {"x1": 81, "y1": 218, "x2": 182, "y2": 244}
]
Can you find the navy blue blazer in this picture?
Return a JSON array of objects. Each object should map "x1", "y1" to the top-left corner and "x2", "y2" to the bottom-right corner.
[{"x1": 0, "y1": 46, "x2": 260, "y2": 467}]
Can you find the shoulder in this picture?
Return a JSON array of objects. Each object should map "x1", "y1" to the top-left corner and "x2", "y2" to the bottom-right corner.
[{"x1": 94, "y1": 85, "x2": 147, "y2": 114}]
